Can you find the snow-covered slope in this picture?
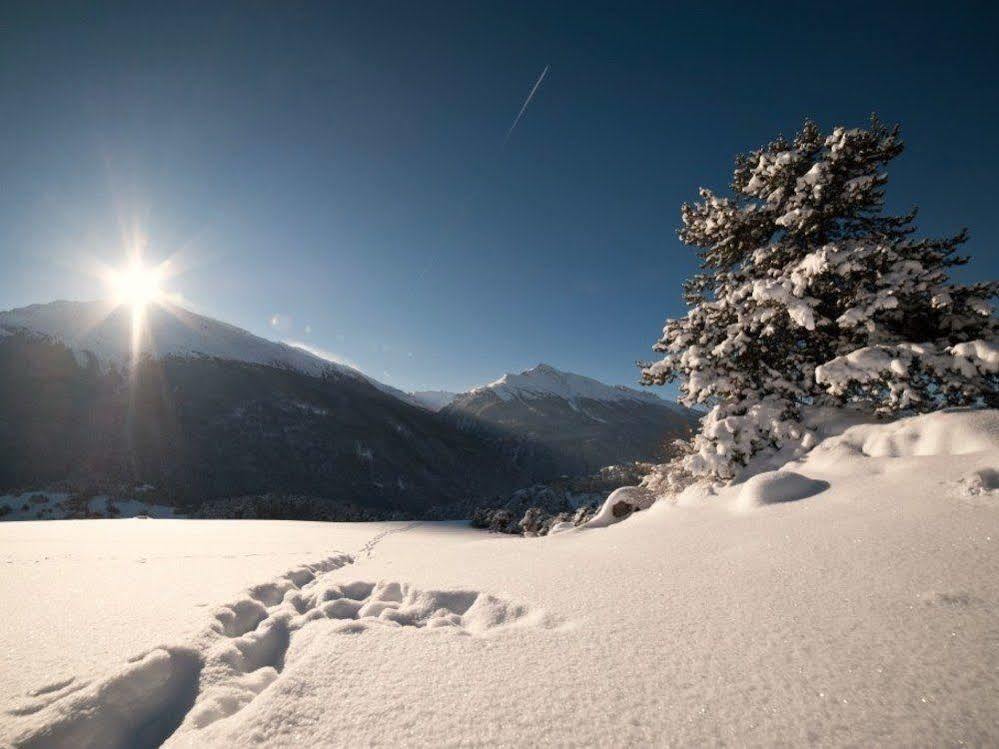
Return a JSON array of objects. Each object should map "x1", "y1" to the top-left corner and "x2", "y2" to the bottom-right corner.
[
  {"x1": 0, "y1": 301, "x2": 336, "y2": 376},
  {"x1": 0, "y1": 300, "x2": 414, "y2": 402},
  {"x1": 3, "y1": 409, "x2": 997, "y2": 747}
]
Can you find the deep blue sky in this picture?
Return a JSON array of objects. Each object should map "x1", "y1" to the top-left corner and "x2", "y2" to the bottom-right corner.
[{"x1": 2, "y1": 2, "x2": 997, "y2": 393}]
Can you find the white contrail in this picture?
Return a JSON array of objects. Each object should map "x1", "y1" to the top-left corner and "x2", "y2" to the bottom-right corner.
[{"x1": 504, "y1": 65, "x2": 550, "y2": 144}]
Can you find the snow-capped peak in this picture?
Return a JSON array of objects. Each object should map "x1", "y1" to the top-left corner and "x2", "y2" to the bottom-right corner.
[
  {"x1": 0, "y1": 300, "x2": 339, "y2": 375},
  {"x1": 471, "y1": 363, "x2": 673, "y2": 407},
  {"x1": 0, "y1": 300, "x2": 411, "y2": 400}
]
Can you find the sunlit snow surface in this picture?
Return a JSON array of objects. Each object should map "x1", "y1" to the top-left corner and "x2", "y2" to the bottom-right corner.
[{"x1": 2, "y1": 410, "x2": 998, "y2": 747}]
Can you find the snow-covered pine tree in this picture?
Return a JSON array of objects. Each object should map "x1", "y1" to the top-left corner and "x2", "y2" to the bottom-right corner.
[{"x1": 641, "y1": 117, "x2": 998, "y2": 481}]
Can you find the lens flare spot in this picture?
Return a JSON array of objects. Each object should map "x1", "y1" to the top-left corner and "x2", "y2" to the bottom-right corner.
[{"x1": 109, "y1": 261, "x2": 163, "y2": 309}]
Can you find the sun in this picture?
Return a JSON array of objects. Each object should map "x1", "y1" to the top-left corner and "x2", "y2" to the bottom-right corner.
[
  {"x1": 109, "y1": 260, "x2": 164, "y2": 308},
  {"x1": 93, "y1": 252, "x2": 178, "y2": 368}
]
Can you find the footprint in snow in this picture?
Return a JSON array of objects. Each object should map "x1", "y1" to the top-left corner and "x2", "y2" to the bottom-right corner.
[{"x1": 7, "y1": 551, "x2": 552, "y2": 749}]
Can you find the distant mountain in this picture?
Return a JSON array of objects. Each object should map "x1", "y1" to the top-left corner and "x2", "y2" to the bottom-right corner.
[
  {"x1": 0, "y1": 301, "x2": 558, "y2": 514},
  {"x1": 409, "y1": 390, "x2": 459, "y2": 411},
  {"x1": 463, "y1": 363, "x2": 685, "y2": 410},
  {"x1": 0, "y1": 302, "x2": 698, "y2": 518},
  {"x1": 440, "y1": 364, "x2": 699, "y2": 475}
]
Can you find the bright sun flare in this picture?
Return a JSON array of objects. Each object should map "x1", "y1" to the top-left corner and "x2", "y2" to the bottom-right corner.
[{"x1": 109, "y1": 261, "x2": 163, "y2": 308}]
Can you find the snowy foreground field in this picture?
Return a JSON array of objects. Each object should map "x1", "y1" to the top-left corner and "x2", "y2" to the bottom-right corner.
[{"x1": 2, "y1": 410, "x2": 998, "y2": 747}]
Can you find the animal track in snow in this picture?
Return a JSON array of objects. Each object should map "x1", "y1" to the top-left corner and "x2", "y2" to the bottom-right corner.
[
  {"x1": 7, "y1": 548, "x2": 550, "y2": 749},
  {"x1": 358, "y1": 520, "x2": 421, "y2": 558}
]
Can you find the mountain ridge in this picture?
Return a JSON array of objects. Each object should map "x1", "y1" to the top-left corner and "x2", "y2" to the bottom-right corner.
[
  {"x1": 440, "y1": 364, "x2": 699, "y2": 476},
  {"x1": 0, "y1": 300, "x2": 698, "y2": 514},
  {"x1": 2, "y1": 302, "x2": 691, "y2": 416},
  {"x1": 0, "y1": 300, "x2": 430, "y2": 408},
  {"x1": 461, "y1": 362, "x2": 682, "y2": 410},
  {"x1": 0, "y1": 300, "x2": 342, "y2": 377}
]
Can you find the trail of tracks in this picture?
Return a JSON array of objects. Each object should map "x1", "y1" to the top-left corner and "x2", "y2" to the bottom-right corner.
[
  {"x1": 357, "y1": 521, "x2": 422, "y2": 559},
  {"x1": 6, "y1": 520, "x2": 544, "y2": 749}
]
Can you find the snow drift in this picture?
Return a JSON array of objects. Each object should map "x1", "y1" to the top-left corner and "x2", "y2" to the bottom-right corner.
[
  {"x1": 736, "y1": 471, "x2": 829, "y2": 509},
  {"x1": 584, "y1": 485, "x2": 656, "y2": 528},
  {"x1": 812, "y1": 408, "x2": 999, "y2": 460}
]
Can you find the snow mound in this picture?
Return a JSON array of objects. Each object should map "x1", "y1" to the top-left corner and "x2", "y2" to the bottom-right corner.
[
  {"x1": 737, "y1": 471, "x2": 829, "y2": 509},
  {"x1": 809, "y1": 409, "x2": 999, "y2": 464},
  {"x1": 672, "y1": 410, "x2": 999, "y2": 512},
  {"x1": 6, "y1": 550, "x2": 551, "y2": 748},
  {"x1": 548, "y1": 521, "x2": 576, "y2": 534},
  {"x1": 585, "y1": 485, "x2": 655, "y2": 528}
]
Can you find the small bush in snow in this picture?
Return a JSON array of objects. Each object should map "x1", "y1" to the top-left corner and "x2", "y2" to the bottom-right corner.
[
  {"x1": 471, "y1": 502, "x2": 599, "y2": 537},
  {"x1": 470, "y1": 507, "x2": 521, "y2": 534},
  {"x1": 571, "y1": 505, "x2": 596, "y2": 526},
  {"x1": 519, "y1": 507, "x2": 546, "y2": 536},
  {"x1": 642, "y1": 117, "x2": 997, "y2": 481}
]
